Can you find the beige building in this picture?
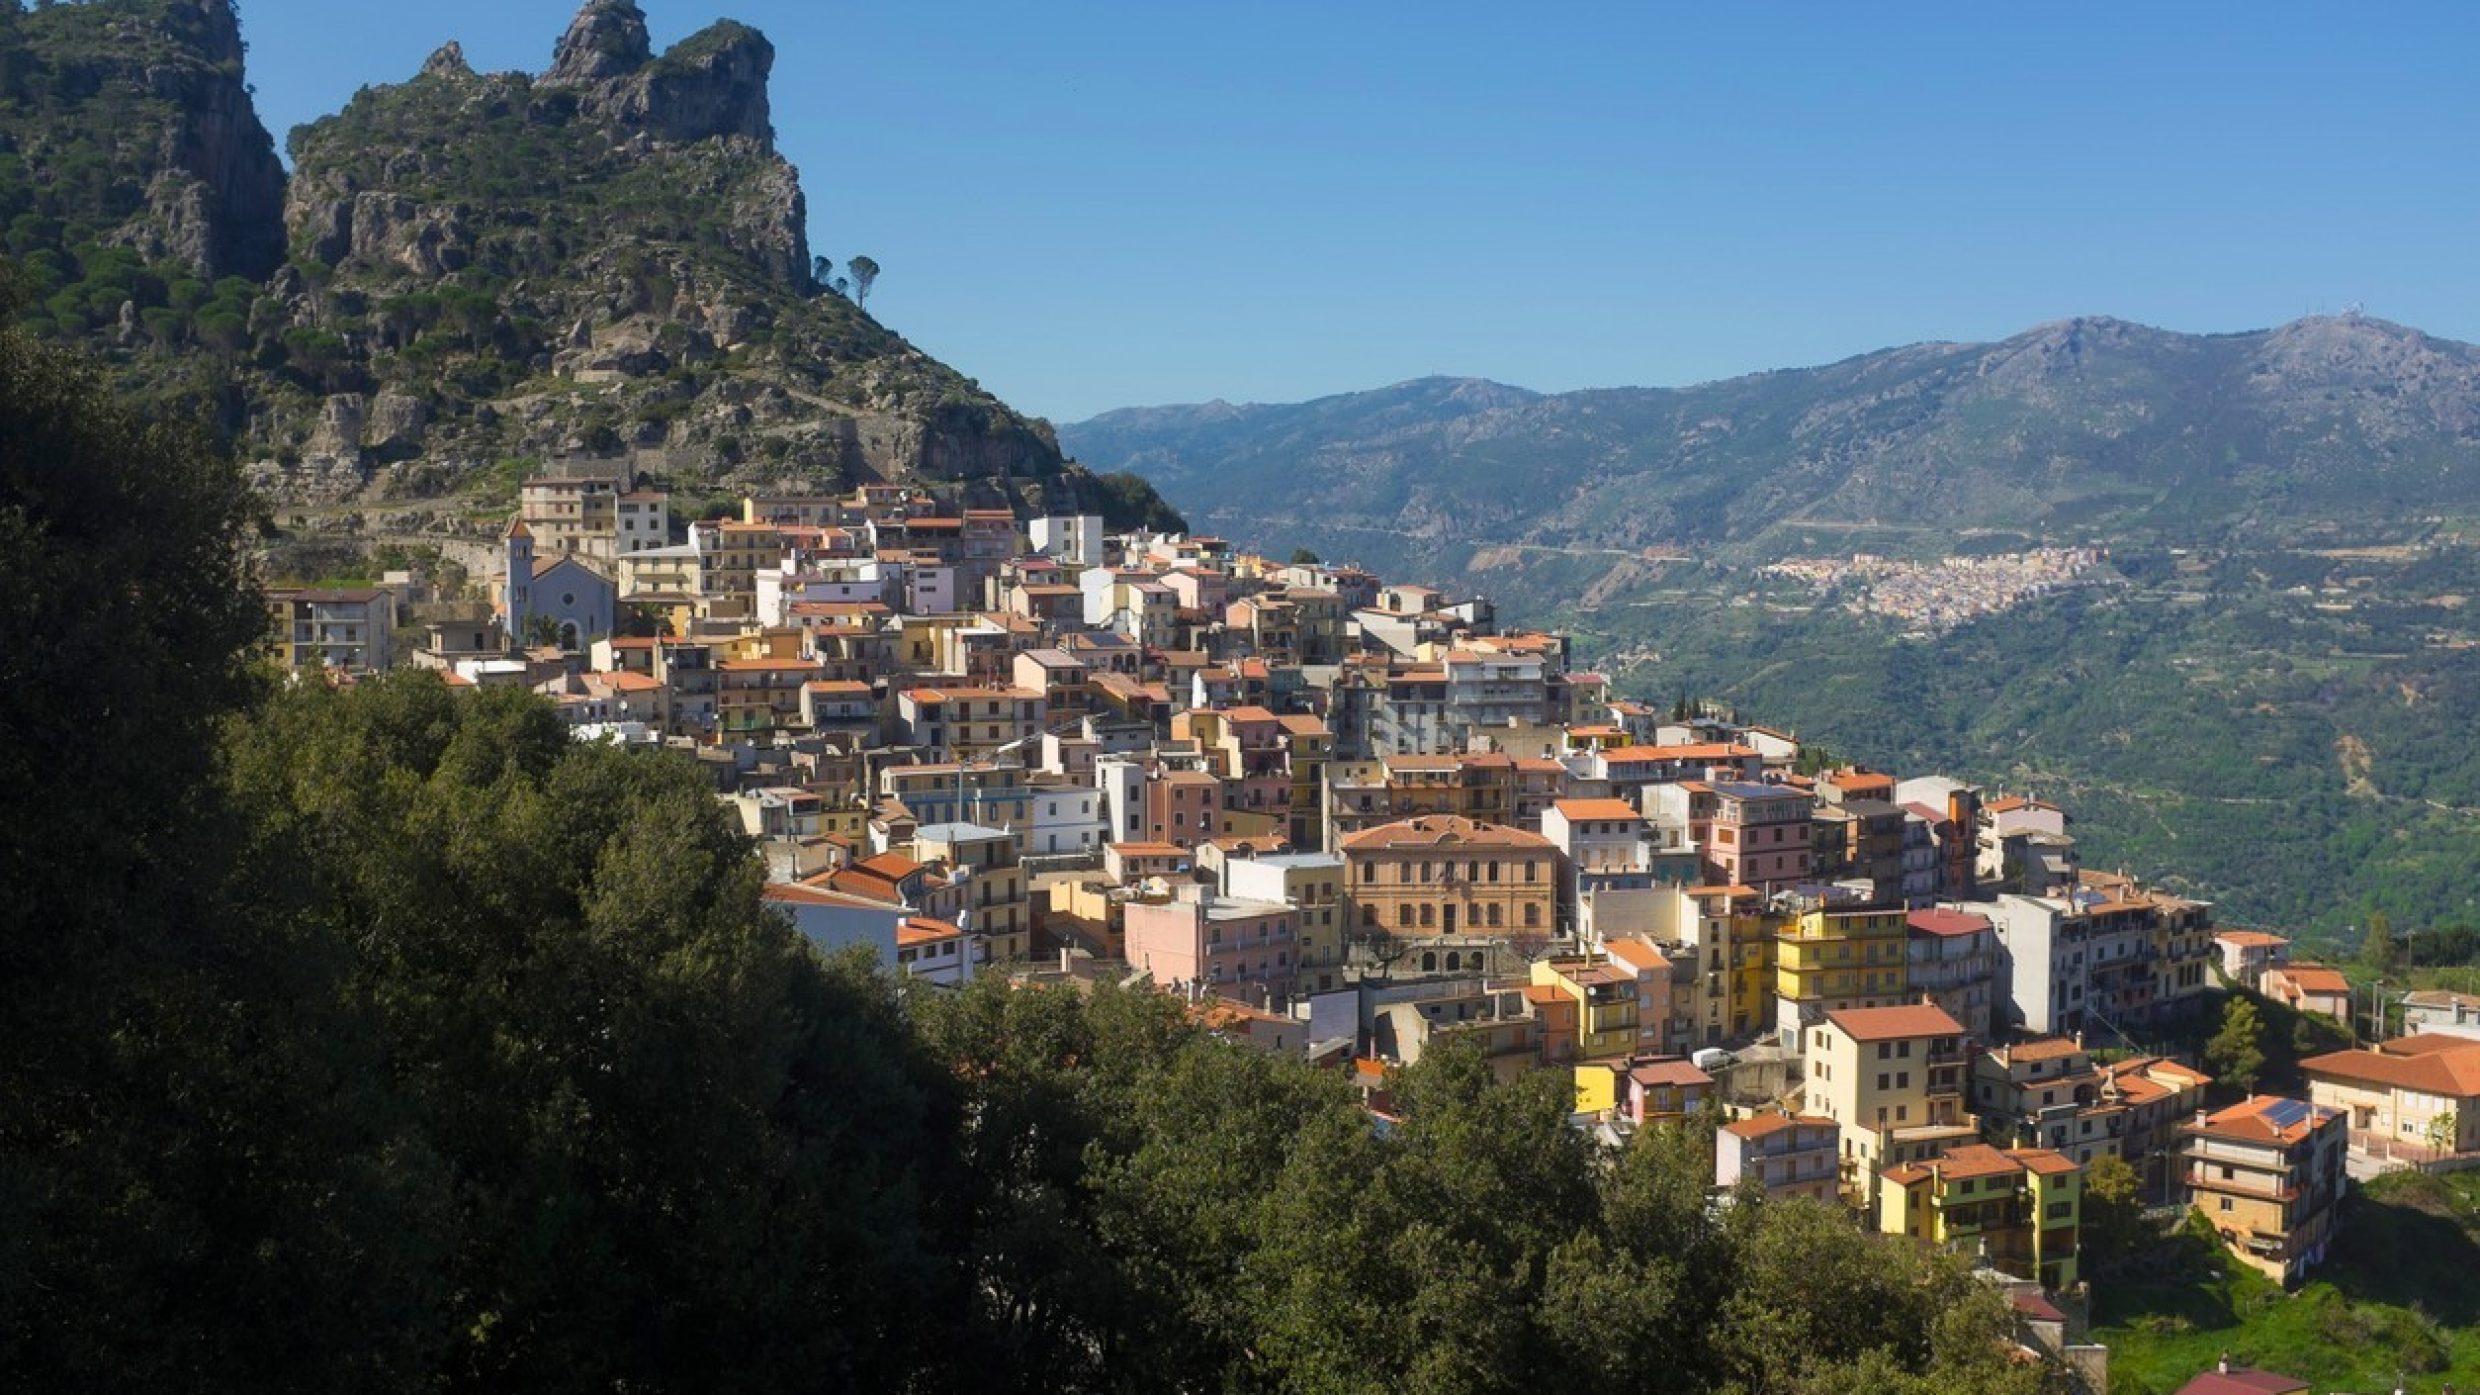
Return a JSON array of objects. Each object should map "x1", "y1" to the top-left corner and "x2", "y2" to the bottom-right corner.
[
  {"x1": 1340, "y1": 815, "x2": 1559, "y2": 940},
  {"x1": 1222, "y1": 852, "x2": 1349, "y2": 993},
  {"x1": 2181, "y1": 1095, "x2": 2347, "y2": 1286},
  {"x1": 913, "y1": 822, "x2": 1028, "y2": 966},
  {"x1": 1800, "y1": 1001, "x2": 1978, "y2": 1212},
  {"x1": 2300, "y1": 1034, "x2": 2480, "y2": 1166}
]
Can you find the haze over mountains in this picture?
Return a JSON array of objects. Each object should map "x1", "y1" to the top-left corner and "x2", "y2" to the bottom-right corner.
[{"x1": 1066, "y1": 314, "x2": 2480, "y2": 574}]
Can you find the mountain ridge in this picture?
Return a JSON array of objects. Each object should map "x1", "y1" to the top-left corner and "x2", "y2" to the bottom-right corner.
[
  {"x1": 1065, "y1": 311, "x2": 2480, "y2": 571},
  {"x1": 0, "y1": 0, "x2": 1180, "y2": 539}
]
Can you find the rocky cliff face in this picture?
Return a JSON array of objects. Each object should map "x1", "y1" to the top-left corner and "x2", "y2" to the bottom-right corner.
[
  {"x1": 0, "y1": 0, "x2": 284, "y2": 278},
  {"x1": 3, "y1": 0, "x2": 1176, "y2": 536}
]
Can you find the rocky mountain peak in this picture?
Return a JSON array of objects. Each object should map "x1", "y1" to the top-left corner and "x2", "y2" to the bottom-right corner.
[
  {"x1": 544, "y1": 0, "x2": 653, "y2": 87},
  {"x1": 604, "y1": 21, "x2": 775, "y2": 147},
  {"x1": 419, "y1": 41, "x2": 474, "y2": 81}
]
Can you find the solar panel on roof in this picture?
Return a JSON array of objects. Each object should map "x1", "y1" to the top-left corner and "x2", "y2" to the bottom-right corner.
[{"x1": 2259, "y1": 1098, "x2": 2312, "y2": 1130}]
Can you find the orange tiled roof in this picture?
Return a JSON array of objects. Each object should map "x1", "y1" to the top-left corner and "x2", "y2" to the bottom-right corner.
[{"x1": 1825, "y1": 1003, "x2": 1965, "y2": 1042}]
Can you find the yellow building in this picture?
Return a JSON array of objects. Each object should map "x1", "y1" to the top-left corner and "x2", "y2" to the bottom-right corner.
[
  {"x1": 1690, "y1": 886, "x2": 1781, "y2": 1044},
  {"x1": 1531, "y1": 955, "x2": 1642, "y2": 1060},
  {"x1": 1881, "y1": 1143, "x2": 2082, "y2": 1290},
  {"x1": 1800, "y1": 1002, "x2": 1979, "y2": 1213},
  {"x1": 1341, "y1": 815, "x2": 1559, "y2": 939},
  {"x1": 1775, "y1": 902, "x2": 1909, "y2": 1042}
]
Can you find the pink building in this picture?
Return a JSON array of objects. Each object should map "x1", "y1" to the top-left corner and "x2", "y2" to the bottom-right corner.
[
  {"x1": 1124, "y1": 892, "x2": 1298, "y2": 1007},
  {"x1": 1702, "y1": 781, "x2": 1814, "y2": 891}
]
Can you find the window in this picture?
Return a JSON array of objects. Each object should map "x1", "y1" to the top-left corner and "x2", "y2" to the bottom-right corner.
[
  {"x1": 1524, "y1": 904, "x2": 1540, "y2": 928},
  {"x1": 2219, "y1": 1197, "x2": 2234, "y2": 1213},
  {"x1": 1896, "y1": 1073, "x2": 1908, "y2": 1089},
  {"x1": 1877, "y1": 1074, "x2": 1890, "y2": 1091},
  {"x1": 1419, "y1": 904, "x2": 1434, "y2": 928},
  {"x1": 1360, "y1": 863, "x2": 1374, "y2": 883},
  {"x1": 1399, "y1": 905, "x2": 1415, "y2": 929},
  {"x1": 1524, "y1": 861, "x2": 1538, "y2": 882},
  {"x1": 1878, "y1": 1043, "x2": 1893, "y2": 1061}
]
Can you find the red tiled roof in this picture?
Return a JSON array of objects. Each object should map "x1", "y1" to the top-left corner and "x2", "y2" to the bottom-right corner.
[
  {"x1": 1907, "y1": 908, "x2": 1992, "y2": 937},
  {"x1": 2299, "y1": 1039, "x2": 2480, "y2": 1097}
]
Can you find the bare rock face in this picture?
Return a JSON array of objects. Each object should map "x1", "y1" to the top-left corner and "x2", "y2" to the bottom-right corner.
[
  {"x1": 308, "y1": 394, "x2": 369, "y2": 459},
  {"x1": 420, "y1": 41, "x2": 474, "y2": 81},
  {"x1": 543, "y1": 0, "x2": 654, "y2": 87},
  {"x1": 600, "y1": 22, "x2": 774, "y2": 145},
  {"x1": 365, "y1": 392, "x2": 431, "y2": 454}
]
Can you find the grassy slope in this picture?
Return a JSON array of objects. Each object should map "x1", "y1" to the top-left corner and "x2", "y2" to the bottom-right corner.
[{"x1": 2093, "y1": 1171, "x2": 2480, "y2": 1395}]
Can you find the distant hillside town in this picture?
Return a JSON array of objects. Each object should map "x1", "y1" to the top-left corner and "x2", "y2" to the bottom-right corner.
[{"x1": 267, "y1": 462, "x2": 2480, "y2": 1389}]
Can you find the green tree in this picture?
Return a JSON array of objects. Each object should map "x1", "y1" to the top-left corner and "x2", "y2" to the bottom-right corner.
[
  {"x1": 2360, "y1": 909, "x2": 2399, "y2": 973},
  {"x1": 2081, "y1": 1153, "x2": 2149, "y2": 1275},
  {"x1": 1289, "y1": 546, "x2": 1321, "y2": 565},
  {"x1": 847, "y1": 253, "x2": 880, "y2": 309},
  {"x1": 2207, "y1": 996, "x2": 2270, "y2": 1094}
]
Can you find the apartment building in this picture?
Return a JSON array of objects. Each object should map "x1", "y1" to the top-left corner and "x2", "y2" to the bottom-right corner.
[
  {"x1": 1906, "y1": 907, "x2": 1999, "y2": 1042},
  {"x1": 1800, "y1": 1002, "x2": 1979, "y2": 1213},
  {"x1": 1124, "y1": 891, "x2": 1297, "y2": 1008},
  {"x1": 1222, "y1": 851, "x2": 1349, "y2": 991},
  {"x1": 1880, "y1": 1143, "x2": 2082, "y2": 1290},
  {"x1": 2180, "y1": 1095, "x2": 2347, "y2": 1287},
  {"x1": 1773, "y1": 899, "x2": 1910, "y2": 1043},
  {"x1": 2301, "y1": 1034, "x2": 2480, "y2": 1164},
  {"x1": 265, "y1": 586, "x2": 395, "y2": 673},
  {"x1": 1717, "y1": 1113, "x2": 1842, "y2": 1204}
]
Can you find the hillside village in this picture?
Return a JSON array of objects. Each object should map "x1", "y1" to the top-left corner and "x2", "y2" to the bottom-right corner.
[{"x1": 267, "y1": 462, "x2": 2480, "y2": 1394}]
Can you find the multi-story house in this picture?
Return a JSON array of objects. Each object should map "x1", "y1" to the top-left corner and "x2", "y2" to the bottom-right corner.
[
  {"x1": 1979, "y1": 794, "x2": 2079, "y2": 894},
  {"x1": 1906, "y1": 907, "x2": 1999, "y2": 1042},
  {"x1": 2214, "y1": 930, "x2": 2292, "y2": 989},
  {"x1": 265, "y1": 585, "x2": 395, "y2": 673},
  {"x1": 714, "y1": 656, "x2": 817, "y2": 736},
  {"x1": 1717, "y1": 1112, "x2": 1842, "y2": 1203},
  {"x1": 1544, "y1": 797, "x2": 1660, "y2": 916},
  {"x1": 2181, "y1": 1095, "x2": 2347, "y2": 1287},
  {"x1": 1695, "y1": 781, "x2": 1815, "y2": 891},
  {"x1": 1880, "y1": 1143, "x2": 2082, "y2": 1291},
  {"x1": 1530, "y1": 954, "x2": 1643, "y2": 1060},
  {"x1": 913, "y1": 822, "x2": 1029, "y2": 966},
  {"x1": 1972, "y1": 1037, "x2": 2208, "y2": 1172},
  {"x1": 2300, "y1": 1034, "x2": 2480, "y2": 1166},
  {"x1": 1223, "y1": 851, "x2": 1349, "y2": 993},
  {"x1": 1800, "y1": 1002, "x2": 1979, "y2": 1213},
  {"x1": 894, "y1": 686, "x2": 1047, "y2": 762},
  {"x1": 1574, "y1": 1054, "x2": 1715, "y2": 1127},
  {"x1": 1341, "y1": 815, "x2": 1560, "y2": 940},
  {"x1": 1124, "y1": 891, "x2": 1297, "y2": 1008},
  {"x1": 2263, "y1": 964, "x2": 2352, "y2": 1022},
  {"x1": 1774, "y1": 897, "x2": 1910, "y2": 1043}
]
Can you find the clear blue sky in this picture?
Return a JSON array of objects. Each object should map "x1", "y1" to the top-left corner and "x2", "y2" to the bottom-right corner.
[{"x1": 239, "y1": 1, "x2": 2480, "y2": 423}]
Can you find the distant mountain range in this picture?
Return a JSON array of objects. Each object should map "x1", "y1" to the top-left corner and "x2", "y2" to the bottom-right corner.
[{"x1": 1064, "y1": 315, "x2": 2480, "y2": 570}]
